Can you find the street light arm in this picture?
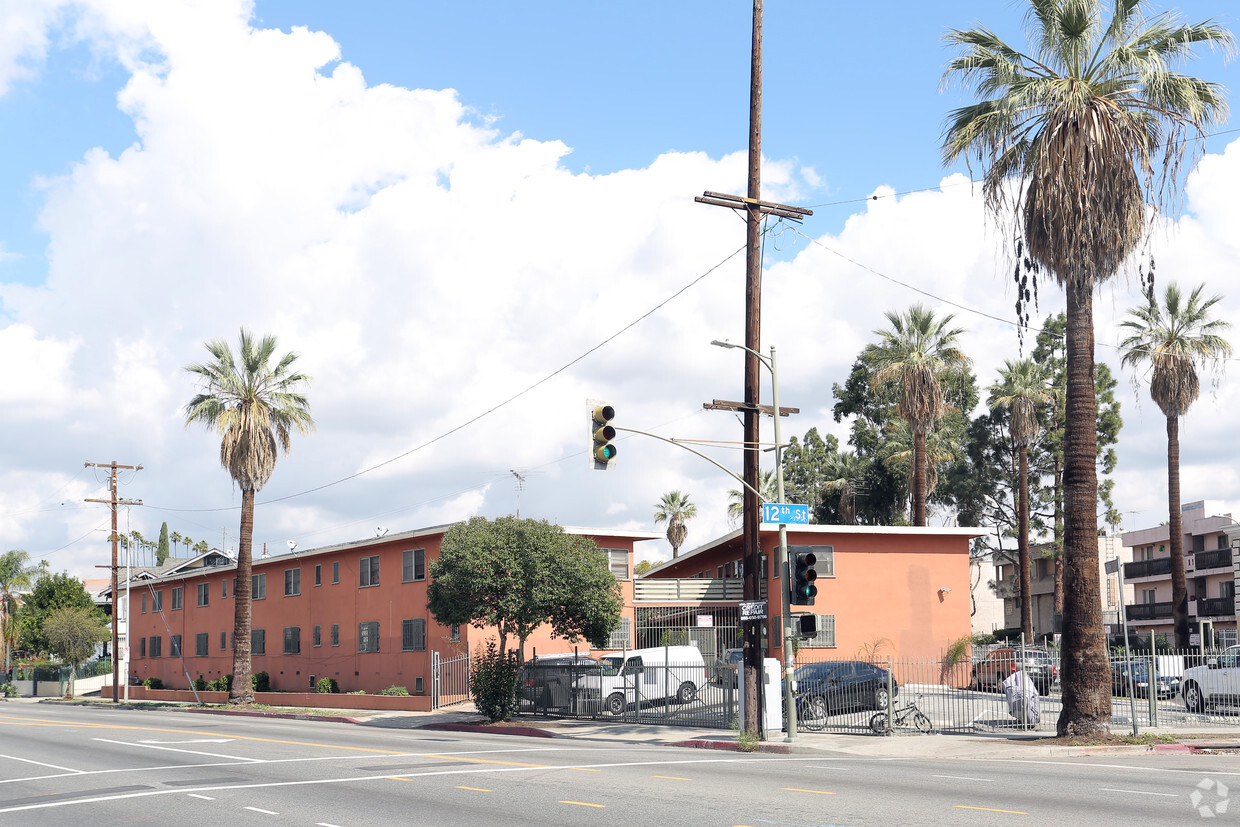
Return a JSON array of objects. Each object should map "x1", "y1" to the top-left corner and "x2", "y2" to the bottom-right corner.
[{"x1": 610, "y1": 426, "x2": 766, "y2": 501}]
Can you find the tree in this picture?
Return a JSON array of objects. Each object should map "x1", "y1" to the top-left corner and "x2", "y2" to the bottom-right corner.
[
  {"x1": 427, "y1": 516, "x2": 622, "y2": 662},
  {"x1": 170, "y1": 531, "x2": 183, "y2": 556},
  {"x1": 633, "y1": 560, "x2": 656, "y2": 576},
  {"x1": 823, "y1": 451, "x2": 866, "y2": 525},
  {"x1": 990, "y1": 359, "x2": 1056, "y2": 641},
  {"x1": 18, "y1": 572, "x2": 101, "y2": 657},
  {"x1": 943, "y1": 0, "x2": 1231, "y2": 736},
  {"x1": 1121, "y1": 282, "x2": 1232, "y2": 648},
  {"x1": 157, "y1": 522, "x2": 171, "y2": 566},
  {"x1": 861, "y1": 304, "x2": 969, "y2": 525},
  {"x1": 42, "y1": 606, "x2": 109, "y2": 698},
  {"x1": 654, "y1": 491, "x2": 697, "y2": 558},
  {"x1": 184, "y1": 328, "x2": 314, "y2": 703},
  {"x1": 727, "y1": 468, "x2": 777, "y2": 525},
  {"x1": 780, "y1": 427, "x2": 839, "y2": 520},
  {"x1": 0, "y1": 550, "x2": 42, "y2": 673}
]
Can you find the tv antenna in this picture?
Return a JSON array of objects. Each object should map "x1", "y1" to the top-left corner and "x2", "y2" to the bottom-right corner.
[{"x1": 511, "y1": 469, "x2": 527, "y2": 518}]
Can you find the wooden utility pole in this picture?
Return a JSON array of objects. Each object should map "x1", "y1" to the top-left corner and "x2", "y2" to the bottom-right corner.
[
  {"x1": 696, "y1": 0, "x2": 810, "y2": 737},
  {"x1": 84, "y1": 461, "x2": 142, "y2": 703}
]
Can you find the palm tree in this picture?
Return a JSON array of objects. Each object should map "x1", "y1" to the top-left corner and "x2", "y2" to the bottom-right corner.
[
  {"x1": 990, "y1": 359, "x2": 1056, "y2": 642},
  {"x1": 943, "y1": 0, "x2": 1231, "y2": 736},
  {"x1": 862, "y1": 304, "x2": 969, "y2": 526},
  {"x1": 727, "y1": 468, "x2": 777, "y2": 526},
  {"x1": 823, "y1": 451, "x2": 866, "y2": 525},
  {"x1": 654, "y1": 491, "x2": 697, "y2": 559},
  {"x1": 185, "y1": 329, "x2": 314, "y2": 703},
  {"x1": 879, "y1": 420, "x2": 957, "y2": 514},
  {"x1": 170, "y1": 531, "x2": 183, "y2": 556},
  {"x1": 1120, "y1": 282, "x2": 1232, "y2": 648},
  {"x1": 0, "y1": 549, "x2": 41, "y2": 674}
]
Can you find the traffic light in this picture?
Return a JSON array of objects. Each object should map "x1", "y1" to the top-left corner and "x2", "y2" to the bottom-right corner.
[
  {"x1": 790, "y1": 545, "x2": 818, "y2": 606},
  {"x1": 591, "y1": 402, "x2": 617, "y2": 469}
]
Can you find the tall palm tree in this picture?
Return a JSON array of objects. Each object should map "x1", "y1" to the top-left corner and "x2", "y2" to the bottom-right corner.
[
  {"x1": 1120, "y1": 282, "x2": 1232, "y2": 648},
  {"x1": 185, "y1": 329, "x2": 314, "y2": 703},
  {"x1": 879, "y1": 420, "x2": 957, "y2": 513},
  {"x1": 862, "y1": 304, "x2": 969, "y2": 526},
  {"x1": 943, "y1": 0, "x2": 1231, "y2": 736},
  {"x1": 0, "y1": 549, "x2": 41, "y2": 674},
  {"x1": 654, "y1": 491, "x2": 698, "y2": 559},
  {"x1": 990, "y1": 359, "x2": 1056, "y2": 641},
  {"x1": 823, "y1": 451, "x2": 866, "y2": 525},
  {"x1": 727, "y1": 468, "x2": 777, "y2": 526},
  {"x1": 170, "y1": 531, "x2": 183, "y2": 556}
]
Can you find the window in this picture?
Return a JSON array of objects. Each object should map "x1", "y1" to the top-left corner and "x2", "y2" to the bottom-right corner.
[
  {"x1": 149, "y1": 636, "x2": 161, "y2": 657},
  {"x1": 402, "y1": 618, "x2": 426, "y2": 651},
  {"x1": 1223, "y1": 581, "x2": 1236, "y2": 599},
  {"x1": 800, "y1": 614, "x2": 837, "y2": 648},
  {"x1": 221, "y1": 578, "x2": 228, "y2": 598},
  {"x1": 197, "y1": 583, "x2": 210, "y2": 607},
  {"x1": 171, "y1": 587, "x2": 183, "y2": 610},
  {"x1": 252, "y1": 573, "x2": 266, "y2": 600},
  {"x1": 283, "y1": 626, "x2": 301, "y2": 654},
  {"x1": 360, "y1": 556, "x2": 380, "y2": 587},
  {"x1": 195, "y1": 632, "x2": 209, "y2": 656},
  {"x1": 605, "y1": 617, "x2": 632, "y2": 650},
  {"x1": 402, "y1": 549, "x2": 426, "y2": 582},
  {"x1": 1220, "y1": 535, "x2": 1230, "y2": 550},
  {"x1": 152, "y1": 590, "x2": 163, "y2": 611},
  {"x1": 331, "y1": 624, "x2": 340, "y2": 647},
  {"x1": 450, "y1": 624, "x2": 460, "y2": 642},
  {"x1": 332, "y1": 561, "x2": 340, "y2": 584},
  {"x1": 808, "y1": 545, "x2": 835, "y2": 577},
  {"x1": 140, "y1": 592, "x2": 147, "y2": 614},
  {"x1": 313, "y1": 625, "x2": 322, "y2": 647},
  {"x1": 251, "y1": 629, "x2": 266, "y2": 655},
  {"x1": 170, "y1": 635, "x2": 182, "y2": 657},
  {"x1": 220, "y1": 631, "x2": 227, "y2": 650},
  {"x1": 415, "y1": 677, "x2": 424, "y2": 693},
  {"x1": 314, "y1": 564, "x2": 322, "y2": 586},
  {"x1": 1141, "y1": 588, "x2": 1157, "y2": 605},
  {"x1": 284, "y1": 568, "x2": 301, "y2": 596},
  {"x1": 358, "y1": 621, "x2": 379, "y2": 653},
  {"x1": 139, "y1": 637, "x2": 146, "y2": 658},
  {"x1": 600, "y1": 548, "x2": 628, "y2": 580}
]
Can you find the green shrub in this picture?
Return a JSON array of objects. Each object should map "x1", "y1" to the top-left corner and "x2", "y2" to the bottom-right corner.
[
  {"x1": 1, "y1": 682, "x2": 17, "y2": 698},
  {"x1": 251, "y1": 671, "x2": 270, "y2": 692},
  {"x1": 380, "y1": 685, "x2": 410, "y2": 696},
  {"x1": 470, "y1": 639, "x2": 519, "y2": 722},
  {"x1": 316, "y1": 677, "x2": 339, "y2": 694},
  {"x1": 347, "y1": 689, "x2": 366, "y2": 695},
  {"x1": 143, "y1": 677, "x2": 163, "y2": 689},
  {"x1": 192, "y1": 675, "x2": 207, "y2": 691}
]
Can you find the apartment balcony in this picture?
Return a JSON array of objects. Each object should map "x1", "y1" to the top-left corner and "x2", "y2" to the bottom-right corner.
[
  {"x1": 634, "y1": 578, "x2": 767, "y2": 603},
  {"x1": 1124, "y1": 557, "x2": 1172, "y2": 581},
  {"x1": 1126, "y1": 601, "x2": 1173, "y2": 622},
  {"x1": 1192, "y1": 548, "x2": 1234, "y2": 573},
  {"x1": 1194, "y1": 596, "x2": 1236, "y2": 619}
]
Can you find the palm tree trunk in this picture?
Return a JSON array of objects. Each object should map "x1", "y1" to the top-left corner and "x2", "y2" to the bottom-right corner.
[
  {"x1": 230, "y1": 487, "x2": 255, "y2": 704},
  {"x1": 1056, "y1": 277, "x2": 1110, "y2": 737},
  {"x1": 1018, "y1": 446, "x2": 1033, "y2": 641},
  {"x1": 1053, "y1": 455, "x2": 1064, "y2": 615},
  {"x1": 1168, "y1": 414, "x2": 1190, "y2": 649},
  {"x1": 912, "y1": 430, "x2": 927, "y2": 526}
]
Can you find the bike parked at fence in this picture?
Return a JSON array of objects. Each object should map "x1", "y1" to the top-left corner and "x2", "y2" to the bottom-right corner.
[{"x1": 870, "y1": 693, "x2": 932, "y2": 734}]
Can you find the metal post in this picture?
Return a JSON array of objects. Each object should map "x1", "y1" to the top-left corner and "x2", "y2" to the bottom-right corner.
[{"x1": 770, "y1": 346, "x2": 796, "y2": 741}]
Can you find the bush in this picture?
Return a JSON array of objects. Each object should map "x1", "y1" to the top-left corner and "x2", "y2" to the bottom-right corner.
[
  {"x1": 206, "y1": 675, "x2": 233, "y2": 692},
  {"x1": 470, "y1": 639, "x2": 519, "y2": 723},
  {"x1": 316, "y1": 677, "x2": 339, "y2": 694},
  {"x1": 347, "y1": 689, "x2": 366, "y2": 695},
  {"x1": 380, "y1": 685, "x2": 409, "y2": 696},
  {"x1": 192, "y1": 675, "x2": 207, "y2": 691},
  {"x1": 251, "y1": 671, "x2": 270, "y2": 692},
  {"x1": 1, "y1": 682, "x2": 17, "y2": 698},
  {"x1": 143, "y1": 677, "x2": 163, "y2": 690}
]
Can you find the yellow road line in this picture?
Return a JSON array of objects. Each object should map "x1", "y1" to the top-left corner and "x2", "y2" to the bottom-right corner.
[
  {"x1": 955, "y1": 805, "x2": 1029, "y2": 815},
  {"x1": 561, "y1": 801, "x2": 606, "y2": 808},
  {"x1": 420, "y1": 754, "x2": 553, "y2": 768},
  {"x1": 573, "y1": 768, "x2": 601, "y2": 772},
  {"x1": 456, "y1": 786, "x2": 492, "y2": 792},
  {"x1": 781, "y1": 788, "x2": 835, "y2": 795},
  {"x1": 653, "y1": 775, "x2": 691, "y2": 781}
]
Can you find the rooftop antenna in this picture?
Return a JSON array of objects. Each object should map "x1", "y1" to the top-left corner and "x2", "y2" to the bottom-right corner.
[
  {"x1": 375, "y1": 527, "x2": 389, "y2": 538},
  {"x1": 511, "y1": 469, "x2": 527, "y2": 518},
  {"x1": 287, "y1": 540, "x2": 298, "y2": 553}
]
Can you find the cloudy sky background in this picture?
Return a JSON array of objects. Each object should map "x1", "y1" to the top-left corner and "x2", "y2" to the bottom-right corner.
[{"x1": 2, "y1": 0, "x2": 1239, "y2": 579}]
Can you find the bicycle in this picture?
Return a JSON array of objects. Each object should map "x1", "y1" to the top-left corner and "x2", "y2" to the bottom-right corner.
[{"x1": 870, "y1": 694, "x2": 932, "y2": 734}]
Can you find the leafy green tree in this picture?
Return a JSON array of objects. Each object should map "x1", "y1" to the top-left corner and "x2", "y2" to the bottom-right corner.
[
  {"x1": 633, "y1": 560, "x2": 656, "y2": 576},
  {"x1": 184, "y1": 328, "x2": 314, "y2": 703},
  {"x1": 942, "y1": 0, "x2": 1230, "y2": 737},
  {"x1": 653, "y1": 491, "x2": 697, "y2": 559},
  {"x1": 427, "y1": 517, "x2": 622, "y2": 661},
  {"x1": 1121, "y1": 282, "x2": 1232, "y2": 647},
  {"x1": 42, "y1": 606, "x2": 109, "y2": 698},
  {"x1": 18, "y1": 573, "x2": 103, "y2": 657},
  {"x1": 780, "y1": 427, "x2": 838, "y2": 520},
  {"x1": 0, "y1": 550, "x2": 42, "y2": 673},
  {"x1": 157, "y1": 522, "x2": 171, "y2": 566}
]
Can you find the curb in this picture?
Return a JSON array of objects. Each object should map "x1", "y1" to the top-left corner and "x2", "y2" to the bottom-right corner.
[
  {"x1": 668, "y1": 738, "x2": 793, "y2": 754},
  {"x1": 419, "y1": 722, "x2": 557, "y2": 738}
]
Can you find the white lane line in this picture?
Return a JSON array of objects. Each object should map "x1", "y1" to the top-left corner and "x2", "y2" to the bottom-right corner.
[
  {"x1": 0, "y1": 754, "x2": 82, "y2": 773},
  {"x1": 316, "y1": 823, "x2": 344, "y2": 827},
  {"x1": 245, "y1": 806, "x2": 279, "y2": 815},
  {"x1": 1100, "y1": 788, "x2": 1179, "y2": 797},
  {"x1": 140, "y1": 739, "x2": 235, "y2": 744},
  {"x1": 91, "y1": 738, "x2": 265, "y2": 763},
  {"x1": 933, "y1": 775, "x2": 995, "y2": 782},
  {"x1": 187, "y1": 794, "x2": 215, "y2": 800}
]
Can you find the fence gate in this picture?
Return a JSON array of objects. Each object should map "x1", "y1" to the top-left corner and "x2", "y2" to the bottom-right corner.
[{"x1": 432, "y1": 651, "x2": 470, "y2": 709}]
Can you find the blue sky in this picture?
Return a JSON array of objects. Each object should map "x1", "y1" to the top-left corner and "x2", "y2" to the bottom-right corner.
[{"x1": 2, "y1": 0, "x2": 1240, "y2": 578}]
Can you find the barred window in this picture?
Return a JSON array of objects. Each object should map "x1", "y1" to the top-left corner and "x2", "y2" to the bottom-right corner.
[
  {"x1": 313, "y1": 625, "x2": 322, "y2": 647},
  {"x1": 358, "y1": 621, "x2": 379, "y2": 653},
  {"x1": 800, "y1": 614, "x2": 837, "y2": 648},
  {"x1": 252, "y1": 628, "x2": 266, "y2": 655},
  {"x1": 195, "y1": 632, "x2": 209, "y2": 656},
  {"x1": 808, "y1": 545, "x2": 835, "y2": 577},
  {"x1": 331, "y1": 623, "x2": 340, "y2": 647},
  {"x1": 402, "y1": 549, "x2": 426, "y2": 582},
  {"x1": 605, "y1": 617, "x2": 632, "y2": 650},
  {"x1": 401, "y1": 618, "x2": 426, "y2": 651},
  {"x1": 360, "y1": 556, "x2": 380, "y2": 587},
  {"x1": 283, "y1": 626, "x2": 301, "y2": 654}
]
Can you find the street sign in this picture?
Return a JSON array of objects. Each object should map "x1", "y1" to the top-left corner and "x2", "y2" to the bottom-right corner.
[
  {"x1": 762, "y1": 503, "x2": 809, "y2": 525},
  {"x1": 739, "y1": 600, "x2": 767, "y2": 621},
  {"x1": 1104, "y1": 559, "x2": 1119, "y2": 575}
]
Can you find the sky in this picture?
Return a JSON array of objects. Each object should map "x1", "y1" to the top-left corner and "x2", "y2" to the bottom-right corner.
[{"x1": 2, "y1": 0, "x2": 1240, "y2": 580}]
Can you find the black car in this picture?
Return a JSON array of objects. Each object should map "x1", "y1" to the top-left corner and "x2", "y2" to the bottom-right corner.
[
  {"x1": 789, "y1": 660, "x2": 898, "y2": 719},
  {"x1": 1112, "y1": 659, "x2": 1180, "y2": 699}
]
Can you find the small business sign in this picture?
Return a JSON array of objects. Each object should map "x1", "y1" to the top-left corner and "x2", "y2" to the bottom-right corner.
[{"x1": 739, "y1": 600, "x2": 767, "y2": 621}]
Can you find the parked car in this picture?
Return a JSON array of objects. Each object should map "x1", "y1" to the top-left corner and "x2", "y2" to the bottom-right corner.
[
  {"x1": 574, "y1": 645, "x2": 708, "y2": 715},
  {"x1": 972, "y1": 647, "x2": 1058, "y2": 694},
  {"x1": 1111, "y1": 659, "x2": 1180, "y2": 699},
  {"x1": 1181, "y1": 645, "x2": 1240, "y2": 712},
  {"x1": 712, "y1": 648, "x2": 744, "y2": 684},
  {"x1": 787, "y1": 660, "x2": 897, "y2": 719},
  {"x1": 520, "y1": 654, "x2": 599, "y2": 711}
]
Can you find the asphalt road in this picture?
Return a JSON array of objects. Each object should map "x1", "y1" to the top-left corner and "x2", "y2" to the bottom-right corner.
[{"x1": 3, "y1": 704, "x2": 1240, "y2": 825}]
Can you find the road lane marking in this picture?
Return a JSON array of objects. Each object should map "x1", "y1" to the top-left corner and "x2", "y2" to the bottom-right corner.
[
  {"x1": 933, "y1": 775, "x2": 995, "y2": 782},
  {"x1": 456, "y1": 786, "x2": 492, "y2": 792},
  {"x1": 92, "y1": 738, "x2": 265, "y2": 763},
  {"x1": 955, "y1": 805, "x2": 1029, "y2": 814},
  {"x1": 245, "y1": 806, "x2": 279, "y2": 815},
  {"x1": 141, "y1": 739, "x2": 234, "y2": 744},
  {"x1": 187, "y1": 794, "x2": 214, "y2": 800},
  {"x1": 781, "y1": 788, "x2": 835, "y2": 795},
  {"x1": 561, "y1": 801, "x2": 605, "y2": 808},
  {"x1": 653, "y1": 775, "x2": 691, "y2": 780},
  {"x1": 0, "y1": 754, "x2": 82, "y2": 773},
  {"x1": 573, "y1": 768, "x2": 601, "y2": 771},
  {"x1": 1100, "y1": 788, "x2": 1179, "y2": 797},
  {"x1": 419, "y1": 754, "x2": 553, "y2": 768}
]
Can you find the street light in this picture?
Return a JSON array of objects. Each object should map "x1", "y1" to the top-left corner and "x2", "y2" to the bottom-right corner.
[{"x1": 710, "y1": 339, "x2": 798, "y2": 741}]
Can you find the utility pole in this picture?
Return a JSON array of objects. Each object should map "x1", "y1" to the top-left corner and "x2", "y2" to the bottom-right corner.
[
  {"x1": 696, "y1": 0, "x2": 810, "y2": 738},
  {"x1": 85, "y1": 461, "x2": 142, "y2": 703}
]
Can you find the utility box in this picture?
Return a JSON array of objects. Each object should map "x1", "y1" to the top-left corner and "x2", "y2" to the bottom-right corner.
[{"x1": 736, "y1": 657, "x2": 783, "y2": 732}]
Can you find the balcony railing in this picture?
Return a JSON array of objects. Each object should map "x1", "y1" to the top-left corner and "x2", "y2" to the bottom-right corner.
[
  {"x1": 1126, "y1": 601, "x2": 1173, "y2": 621},
  {"x1": 1196, "y1": 596, "x2": 1236, "y2": 618},
  {"x1": 1124, "y1": 557, "x2": 1173, "y2": 580},
  {"x1": 634, "y1": 578, "x2": 751, "y2": 602},
  {"x1": 1194, "y1": 548, "x2": 1234, "y2": 572}
]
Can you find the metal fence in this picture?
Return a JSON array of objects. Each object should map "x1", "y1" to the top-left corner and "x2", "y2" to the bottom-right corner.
[{"x1": 432, "y1": 651, "x2": 470, "y2": 709}]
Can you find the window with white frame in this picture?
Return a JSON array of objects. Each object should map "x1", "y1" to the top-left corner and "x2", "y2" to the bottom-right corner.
[
  {"x1": 600, "y1": 548, "x2": 628, "y2": 580},
  {"x1": 800, "y1": 614, "x2": 837, "y2": 648}
]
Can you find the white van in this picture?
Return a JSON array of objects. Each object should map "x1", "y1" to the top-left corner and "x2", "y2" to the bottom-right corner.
[{"x1": 576, "y1": 645, "x2": 708, "y2": 715}]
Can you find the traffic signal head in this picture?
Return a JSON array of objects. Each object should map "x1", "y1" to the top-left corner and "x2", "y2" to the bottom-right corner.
[
  {"x1": 798, "y1": 613, "x2": 818, "y2": 638},
  {"x1": 790, "y1": 545, "x2": 818, "y2": 606},
  {"x1": 591, "y1": 403, "x2": 617, "y2": 469}
]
